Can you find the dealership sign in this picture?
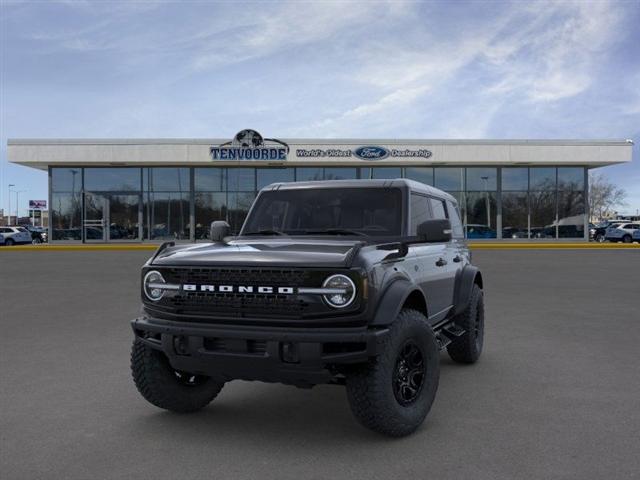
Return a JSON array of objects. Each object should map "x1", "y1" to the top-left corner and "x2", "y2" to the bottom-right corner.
[
  {"x1": 296, "y1": 146, "x2": 433, "y2": 160},
  {"x1": 354, "y1": 146, "x2": 389, "y2": 160},
  {"x1": 211, "y1": 131, "x2": 433, "y2": 162},
  {"x1": 211, "y1": 129, "x2": 289, "y2": 160},
  {"x1": 29, "y1": 200, "x2": 47, "y2": 209}
]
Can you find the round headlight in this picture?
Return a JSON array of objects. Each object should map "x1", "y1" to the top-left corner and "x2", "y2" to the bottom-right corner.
[
  {"x1": 322, "y1": 274, "x2": 356, "y2": 309},
  {"x1": 144, "y1": 270, "x2": 166, "y2": 302}
]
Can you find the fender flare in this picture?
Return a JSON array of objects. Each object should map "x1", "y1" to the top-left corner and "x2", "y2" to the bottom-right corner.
[
  {"x1": 370, "y1": 279, "x2": 426, "y2": 326},
  {"x1": 453, "y1": 265, "x2": 483, "y2": 316}
]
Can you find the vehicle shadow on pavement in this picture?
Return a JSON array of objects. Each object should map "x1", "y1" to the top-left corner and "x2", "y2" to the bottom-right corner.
[{"x1": 124, "y1": 360, "x2": 465, "y2": 447}]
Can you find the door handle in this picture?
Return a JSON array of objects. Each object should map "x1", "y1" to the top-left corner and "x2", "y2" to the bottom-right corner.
[
  {"x1": 436, "y1": 258, "x2": 447, "y2": 267},
  {"x1": 453, "y1": 255, "x2": 462, "y2": 263}
]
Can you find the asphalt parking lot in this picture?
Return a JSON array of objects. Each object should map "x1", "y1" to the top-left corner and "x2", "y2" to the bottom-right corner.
[{"x1": 1, "y1": 249, "x2": 639, "y2": 480}]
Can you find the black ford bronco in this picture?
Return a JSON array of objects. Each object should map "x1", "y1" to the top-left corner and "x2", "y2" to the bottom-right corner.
[{"x1": 131, "y1": 179, "x2": 484, "y2": 436}]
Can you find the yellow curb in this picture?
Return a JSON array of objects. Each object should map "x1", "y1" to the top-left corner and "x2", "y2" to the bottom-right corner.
[
  {"x1": 1, "y1": 242, "x2": 639, "y2": 251},
  {"x1": 468, "y1": 243, "x2": 640, "y2": 249},
  {"x1": 0, "y1": 244, "x2": 159, "y2": 251}
]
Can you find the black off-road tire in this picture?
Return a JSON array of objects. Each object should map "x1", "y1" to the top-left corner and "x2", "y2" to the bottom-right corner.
[
  {"x1": 447, "y1": 283, "x2": 484, "y2": 364},
  {"x1": 345, "y1": 309, "x2": 439, "y2": 437},
  {"x1": 131, "y1": 339, "x2": 224, "y2": 413}
]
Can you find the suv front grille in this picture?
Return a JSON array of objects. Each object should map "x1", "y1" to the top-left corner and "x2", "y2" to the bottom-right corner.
[{"x1": 156, "y1": 267, "x2": 322, "y2": 319}]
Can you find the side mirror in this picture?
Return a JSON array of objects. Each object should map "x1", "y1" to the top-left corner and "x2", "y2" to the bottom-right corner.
[
  {"x1": 210, "y1": 221, "x2": 231, "y2": 242},
  {"x1": 417, "y1": 219, "x2": 452, "y2": 243}
]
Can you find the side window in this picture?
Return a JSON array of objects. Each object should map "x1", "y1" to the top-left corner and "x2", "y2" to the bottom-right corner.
[
  {"x1": 429, "y1": 198, "x2": 447, "y2": 220},
  {"x1": 410, "y1": 193, "x2": 432, "y2": 235},
  {"x1": 446, "y1": 201, "x2": 465, "y2": 239}
]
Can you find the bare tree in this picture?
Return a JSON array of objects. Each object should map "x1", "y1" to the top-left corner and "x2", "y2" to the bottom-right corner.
[{"x1": 589, "y1": 172, "x2": 627, "y2": 221}]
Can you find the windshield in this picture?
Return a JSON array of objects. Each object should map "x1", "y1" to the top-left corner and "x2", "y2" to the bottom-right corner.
[{"x1": 242, "y1": 187, "x2": 403, "y2": 236}]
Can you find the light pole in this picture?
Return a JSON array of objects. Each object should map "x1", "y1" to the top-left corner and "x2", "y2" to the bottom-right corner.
[
  {"x1": 15, "y1": 190, "x2": 27, "y2": 224},
  {"x1": 8, "y1": 184, "x2": 15, "y2": 225}
]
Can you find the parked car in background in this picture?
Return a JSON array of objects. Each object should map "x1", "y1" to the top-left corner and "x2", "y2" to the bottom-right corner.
[
  {"x1": 21, "y1": 225, "x2": 48, "y2": 244},
  {"x1": 530, "y1": 227, "x2": 555, "y2": 239},
  {"x1": 466, "y1": 224, "x2": 497, "y2": 239},
  {"x1": 605, "y1": 223, "x2": 640, "y2": 243},
  {"x1": 501, "y1": 227, "x2": 528, "y2": 239},
  {"x1": 590, "y1": 220, "x2": 627, "y2": 242},
  {"x1": 0, "y1": 226, "x2": 32, "y2": 245}
]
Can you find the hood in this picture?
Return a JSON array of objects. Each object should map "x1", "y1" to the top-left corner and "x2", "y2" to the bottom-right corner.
[{"x1": 151, "y1": 238, "x2": 364, "y2": 268}]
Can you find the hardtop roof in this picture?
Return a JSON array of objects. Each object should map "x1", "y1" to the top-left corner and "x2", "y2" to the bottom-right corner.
[{"x1": 261, "y1": 178, "x2": 457, "y2": 203}]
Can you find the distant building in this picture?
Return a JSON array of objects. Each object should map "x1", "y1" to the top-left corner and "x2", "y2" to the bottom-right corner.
[{"x1": 7, "y1": 131, "x2": 634, "y2": 242}]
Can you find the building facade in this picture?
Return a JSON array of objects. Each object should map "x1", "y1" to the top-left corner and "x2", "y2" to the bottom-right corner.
[{"x1": 7, "y1": 132, "x2": 633, "y2": 242}]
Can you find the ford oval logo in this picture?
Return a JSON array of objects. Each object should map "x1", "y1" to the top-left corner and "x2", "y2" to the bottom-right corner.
[{"x1": 354, "y1": 146, "x2": 389, "y2": 160}]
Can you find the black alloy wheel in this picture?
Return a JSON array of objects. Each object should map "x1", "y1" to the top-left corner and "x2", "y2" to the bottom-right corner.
[{"x1": 393, "y1": 341, "x2": 425, "y2": 406}]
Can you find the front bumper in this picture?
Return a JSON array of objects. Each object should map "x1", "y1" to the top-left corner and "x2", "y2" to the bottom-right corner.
[{"x1": 131, "y1": 316, "x2": 388, "y2": 387}]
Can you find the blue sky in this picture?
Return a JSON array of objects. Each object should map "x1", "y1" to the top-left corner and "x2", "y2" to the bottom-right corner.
[{"x1": 1, "y1": 0, "x2": 639, "y2": 216}]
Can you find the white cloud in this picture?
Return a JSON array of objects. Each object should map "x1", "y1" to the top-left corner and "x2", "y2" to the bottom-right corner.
[
  {"x1": 483, "y1": 0, "x2": 622, "y2": 102},
  {"x1": 304, "y1": 0, "x2": 629, "y2": 138}
]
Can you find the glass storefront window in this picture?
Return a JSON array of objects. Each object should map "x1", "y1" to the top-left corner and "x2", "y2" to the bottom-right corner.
[
  {"x1": 466, "y1": 192, "x2": 497, "y2": 238},
  {"x1": 529, "y1": 168, "x2": 556, "y2": 191},
  {"x1": 227, "y1": 168, "x2": 255, "y2": 191},
  {"x1": 85, "y1": 168, "x2": 141, "y2": 191},
  {"x1": 296, "y1": 167, "x2": 323, "y2": 181},
  {"x1": 145, "y1": 192, "x2": 190, "y2": 240},
  {"x1": 502, "y1": 192, "x2": 528, "y2": 239},
  {"x1": 530, "y1": 190, "x2": 556, "y2": 238},
  {"x1": 466, "y1": 168, "x2": 497, "y2": 191},
  {"x1": 404, "y1": 167, "x2": 433, "y2": 186},
  {"x1": 557, "y1": 167, "x2": 584, "y2": 190},
  {"x1": 361, "y1": 167, "x2": 402, "y2": 179},
  {"x1": 51, "y1": 168, "x2": 82, "y2": 193},
  {"x1": 557, "y1": 191, "x2": 585, "y2": 238},
  {"x1": 108, "y1": 195, "x2": 140, "y2": 240},
  {"x1": 47, "y1": 165, "x2": 589, "y2": 243},
  {"x1": 51, "y1": 192, "x2": 82, "y2": 240},
  {"x1": 294, "y1": 167, "x2": 357, "y2": 181},
  {"x1": 256, "y1": 168, "x2": 295, "y2": 190},
  {"x1": 195, "y1": 168, "x2": 225, "y2": 191},
  {"x1": 228, "y1": 191, "x2": 256, "y2": 233},
  {"x1": 434, "y1": 168, "x2": 464, "y2": 191},
  {"x1": 502, "y1": 168, "x2": 528, "y2": 191},
  {"x1": 324, "y1": 168, "x2": 357, "y2": 180},
  {"x1": 144, "y1": 168, "x2": 189, "y2": 192},
  {"x1": 195, "y1": 192, "x2": 227, "y2": 239}
]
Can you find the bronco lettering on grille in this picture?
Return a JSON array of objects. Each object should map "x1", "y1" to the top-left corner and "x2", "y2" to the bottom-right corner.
[{"x1": 182, "y1": 284, "x2": 295, "y2": 294}]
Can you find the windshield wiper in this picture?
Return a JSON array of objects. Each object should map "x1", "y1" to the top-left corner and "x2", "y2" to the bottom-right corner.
[
  {"x1": 242, "y1": 229, "x2": 286, "y2": 236},
  {"x1": 301, "y1": 228, "x2": 366, "y2": 236}
]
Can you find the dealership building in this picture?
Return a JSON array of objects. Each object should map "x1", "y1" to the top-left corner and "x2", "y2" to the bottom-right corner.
[{"x1": 7, "y1": 131, "x2": 633, "y2": 242}]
